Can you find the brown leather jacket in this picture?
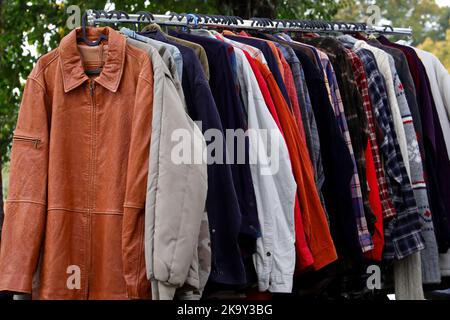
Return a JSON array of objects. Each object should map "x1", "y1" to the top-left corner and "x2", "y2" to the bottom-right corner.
[{"x1": 0, "y1": 27, "x2": 153, "y2": 299}]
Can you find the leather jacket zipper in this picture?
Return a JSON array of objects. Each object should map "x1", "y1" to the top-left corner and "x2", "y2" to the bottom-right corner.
[
  {"x1": 90, "y1": 80, "x2": 94, "y2": 97},
  {"x1": 88, "y1": 79, "x2": 96, "y2": 208},
  {"x1": 86, "y1": 78, "x2": 96, "y2": 299},
  {"x1": 13, "y1": 135, "x2": 41, "y2": 148}
]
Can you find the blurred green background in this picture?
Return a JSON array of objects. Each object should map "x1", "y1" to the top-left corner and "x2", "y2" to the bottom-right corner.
[{"x1": 1, "y1": 0, "x2": 449, "y2": 197}]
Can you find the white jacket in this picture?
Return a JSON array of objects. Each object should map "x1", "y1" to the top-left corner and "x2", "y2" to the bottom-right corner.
[{"x1": 233, "y1": 46, "x2": 297, "y2": 293}]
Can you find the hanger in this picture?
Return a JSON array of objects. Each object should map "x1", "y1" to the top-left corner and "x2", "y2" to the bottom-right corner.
[
  {"x1": 186, "y1": 13, "x2": 200, "y2": 28},
  {"x1": 76, "y1": 11, "x2": 108, "y2": 47},
  {"x1": 135, "y1": 11, "x2": 154, "y2": 33},
  {"x1": 168, "y1": 12, "x2": 191, "y2": 33},
  {"x1": 203, "y1": 14, "x2": 225, "y2": 33},
  {"x1": 211, "y1": 15, "x2": 242, "y2": 35},
  {"x1": 76, "y1": 11, "x2": 108, "y2": 76},
  {"x1": 382, "y1": 24, "x2": 394, "y2": 33}
]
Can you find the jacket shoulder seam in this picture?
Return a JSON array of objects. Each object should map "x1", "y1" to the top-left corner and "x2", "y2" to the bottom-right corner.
[
  {"x1": 31, "y1": 50, "x2": 60, "y2": 79},
  {"x1": 27, "y1": 76, "x2": 46, "y2": 93},
  {"x1": 126, "y1": 45, "x2": 153, "y2": 63},
  {"x1": 126, "y1": 45, "x2": 146, "y2": 60},
  {"x1": 138, "y1": 74, "x2": 153, "y2": 87},
  {"x1": 126, "y1": 46, "x2": 153, "y2": 84}
]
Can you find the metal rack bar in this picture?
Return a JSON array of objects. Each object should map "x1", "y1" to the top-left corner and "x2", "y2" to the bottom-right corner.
[{"x1": 86, "y1": 10, "x2": 413, "y2": 36}]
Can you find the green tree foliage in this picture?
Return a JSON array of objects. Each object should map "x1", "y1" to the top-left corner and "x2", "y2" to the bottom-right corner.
[
  {"x1": 215, "y1": 0, "x2": 345, "y2": 19},
  {"x1": 0, "y1": 0, "x2": 344, "y2": 164},
  {"x1": 335, "y1": 0, "x2": 449, "y2": 45},
  {"x1": 335, "y1": 0, "x2": 450, "y2": 72},
  {"x1": 418, "y1": 29, "x2": 450, "y2": 72}
]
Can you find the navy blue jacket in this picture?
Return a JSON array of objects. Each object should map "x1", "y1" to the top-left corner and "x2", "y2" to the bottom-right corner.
[
  {"x1": 169, "y1": 30, "x2": 261, "y2": 285},
  {"x1": 224, "y1": 34, "x2": 292, "y2": 109}
]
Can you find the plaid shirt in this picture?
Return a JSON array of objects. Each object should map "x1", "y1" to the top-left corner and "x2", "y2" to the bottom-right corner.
[
  {"x1": 349, "y1": 44, "x2": 424, "y2": 260},
  {"x1": 351, "y1": 47, "x2": 397, "y2": 220},
  {"x1": 321, "y1": 50, "x2": 374, "y2": 252},
  {"x1": 275, "y1": 44, "x2": 313, "y2": 147},
  {"x1": 272, "y1": 45, "x2": 311, "y2": 144},
  {"x1": 316, "y1": 50, "x2": 334, "y2": 107},
  {"x1": 276, "y1": 46, "x2": 306, "y2": 141},
  {"x1": 303, "y1": 38, "x2": 374, "y2": 252},
  {"x1": 345, "y1": 49, "x2": 384, "y2": 232}
]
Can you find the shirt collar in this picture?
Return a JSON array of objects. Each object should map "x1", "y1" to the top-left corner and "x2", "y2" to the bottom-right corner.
[{"x1": 59, "y1": 27, "x2": 126, "y2": 93}]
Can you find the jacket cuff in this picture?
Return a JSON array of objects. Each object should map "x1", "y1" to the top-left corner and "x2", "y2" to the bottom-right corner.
[
  {"x1": 394, "y1": 230, "x2": 425, "y2": 260},
  {"x1": 363, "y1": 237, "x2": 384, "y2": 261},
  {"x1": 176, "y1": 290, "x2": 202, "y2": 300},
  {"x1": 312, "y1": 244, "x2": 338, "y2": 271},
  {"x1": 0, "y1": 273, "x2": 33, "y2": 295},
  {"x1": 151, "y1": 280, "x2": 177, "y2": 300},
  {"x1": 126, "y1": 283, "x2": 151, "y2": 300}
]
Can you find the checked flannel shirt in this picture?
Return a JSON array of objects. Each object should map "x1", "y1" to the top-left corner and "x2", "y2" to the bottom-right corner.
[
  {"x1": 351, "y1": 47, "x2": 397, "y2": 220},
  {"x1": 345, "y1": 48, "x2": 383, "y2": 231},
  {"x1": 320, "y1": 51, "x2": 374, "y2": 251},
  {"x1": 302, "y1": 37, "x2": 374, "y2": 253},
  {"x1": 351, "y1": 43, "x2": 425, "y2": 260}
]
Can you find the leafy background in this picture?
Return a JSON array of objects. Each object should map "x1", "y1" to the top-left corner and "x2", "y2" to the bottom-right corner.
[{"x1": 1, "y1": 0, "x2": 449, "y2": 195}]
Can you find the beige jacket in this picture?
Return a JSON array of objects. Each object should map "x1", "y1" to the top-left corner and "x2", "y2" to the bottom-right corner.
[{"x1": 127, "y1": 38, "x2": 209, "y2": 300}]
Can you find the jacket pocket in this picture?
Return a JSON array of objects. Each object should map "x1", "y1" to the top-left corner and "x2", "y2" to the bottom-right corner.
[{"x1": 13, "y1": 134, "x2": 42, "y2": 149}]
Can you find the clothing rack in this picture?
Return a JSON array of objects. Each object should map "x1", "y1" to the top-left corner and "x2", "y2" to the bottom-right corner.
[{"x1": 85, "y1": 9, "x2": 413, "y2": 36}]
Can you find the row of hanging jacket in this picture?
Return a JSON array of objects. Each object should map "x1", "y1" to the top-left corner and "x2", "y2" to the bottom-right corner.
[{"x1": 0, "y1": 14, "x2": 449, "y2": 300}]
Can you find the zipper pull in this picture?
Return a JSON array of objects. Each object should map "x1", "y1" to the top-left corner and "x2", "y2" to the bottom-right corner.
[
  {"x1": 33, "y1": 139, "x2": 40, "y2": 149},
  {"x1": 89, "y1": 80, "x2": 94, "y2": 97}
]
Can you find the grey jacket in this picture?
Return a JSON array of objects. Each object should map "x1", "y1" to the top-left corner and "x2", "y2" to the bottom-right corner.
[
  {"x1": 126, "y1": 38, "x2": 209, "y2": 300},
  {"x1": 121, "y1": 28, "x2": 185, "y2": 100}
]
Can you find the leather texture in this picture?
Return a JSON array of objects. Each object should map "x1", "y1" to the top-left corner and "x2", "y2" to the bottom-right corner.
[{"x1": 0, "y1": 27, "x2": 154, "y2": 299}]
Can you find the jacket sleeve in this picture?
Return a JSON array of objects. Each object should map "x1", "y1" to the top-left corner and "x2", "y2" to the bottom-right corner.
[
  {"x1": 145, "y1": 63, "x2": 208, "y2": 300},
  {"x1": 0, "y1": 76, "x2": 49, "y2": 293},
  {"x1": 176, "y1": 210, "x2": 211, "y2": 300},
  {"x1": 435, "y1": 57, "x2": 450, "y2": 120},
  {"x1": 122, "y1": 56, "x2": 153, "y2": 299}
]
